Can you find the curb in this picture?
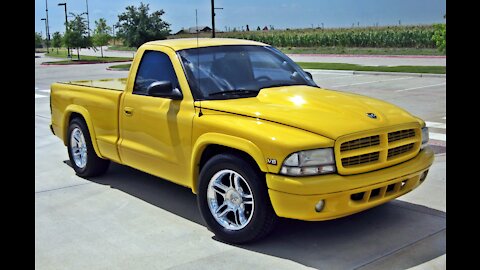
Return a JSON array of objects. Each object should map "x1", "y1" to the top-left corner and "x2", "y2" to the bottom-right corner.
[
  {"x1": 106, "y1": 67, "x2": 130, "y2": 71},
  {"x1": 304, "y1": 69, "x2": 446, "y2": 78},
  {"x1": 41, "y1": 60, "x2": 132, "y2": 66}
]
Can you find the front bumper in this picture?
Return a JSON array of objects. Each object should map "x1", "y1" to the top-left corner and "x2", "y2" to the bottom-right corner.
[{"x1": 266, "y1": 147, "x2": 434, "y2": 221}]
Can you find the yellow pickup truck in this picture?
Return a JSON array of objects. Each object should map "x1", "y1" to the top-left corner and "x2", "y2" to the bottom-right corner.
[{"x1": 50, "y1": 38, "x2": 434, "y2": 243}]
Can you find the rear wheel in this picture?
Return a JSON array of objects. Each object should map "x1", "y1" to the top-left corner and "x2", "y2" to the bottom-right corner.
[
  {"x1": 67, "y1": 117, "x2": 110, "y2": 177},
  {"x1": 197, "y1": 153, "x2": 277, "y2": 244}
]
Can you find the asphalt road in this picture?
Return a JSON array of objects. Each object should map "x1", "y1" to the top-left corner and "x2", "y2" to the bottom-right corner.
[{"x1": 35, "y1": 53, "x2": 446, "y2": 270}]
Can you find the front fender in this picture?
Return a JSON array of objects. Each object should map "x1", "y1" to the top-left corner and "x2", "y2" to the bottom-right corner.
[{"x1": 189, "y1": 133, "x2": 267, "y2": 194}]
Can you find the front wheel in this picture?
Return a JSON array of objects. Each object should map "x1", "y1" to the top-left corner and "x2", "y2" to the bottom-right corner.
[{"x1": 197, "y1": 154, "x2": 277, "y2": 244}]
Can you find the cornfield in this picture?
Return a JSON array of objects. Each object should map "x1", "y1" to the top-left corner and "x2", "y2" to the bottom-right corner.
[{"x1": 217, "y1": 25, "x2": 437, "y2": 48}]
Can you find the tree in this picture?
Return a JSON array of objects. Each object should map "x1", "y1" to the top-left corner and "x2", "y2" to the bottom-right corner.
[
  {"x1": 92, "y1": 18, "x2": 111, "y2": 57},
  {"x1": 35, "y1": 32, "x2": 43, "y2": 49},
  {"x1": 63, "y1": 13, "x2": 92, "y2": 60},
  {"x1": 51, "y1": 32, "x2": 62, "y2": 54},
  {"x1": 116, "y1": 2, "x2": 171, "y2": 48}
]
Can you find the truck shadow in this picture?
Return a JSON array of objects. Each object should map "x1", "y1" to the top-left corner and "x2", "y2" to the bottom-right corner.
[{"x1": 74, "y1": 161, "x2": 446, "y2": 270}]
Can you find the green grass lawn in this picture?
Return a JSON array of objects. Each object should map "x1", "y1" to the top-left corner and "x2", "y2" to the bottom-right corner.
[
  {"x1": 108, "y1": 62, "x2": 445, "y2": 74},
  {"x1": 44, "y1": 48, "x2": 133, "y2": 64},
  {"x1": 108, "y1": 64, "x2": 131, "y2": 70},
  {"x1": 297, "y1": 62, "x2": 445, "y2": 74}
]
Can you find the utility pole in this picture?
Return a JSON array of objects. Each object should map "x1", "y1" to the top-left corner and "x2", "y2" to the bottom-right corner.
[
  {"x1": 211, "y1": 0, "x2": 215, "y2": 37},
  {"x1": 210, "y1": 0, "x2": 223, "y2": 38}
]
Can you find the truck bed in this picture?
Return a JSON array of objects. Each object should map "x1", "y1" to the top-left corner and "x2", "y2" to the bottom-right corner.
[
  {"x1": 64, "y1": 78, "x2": 128, "y2": 91},
  {"x1": 50, "y1": 79, "x2": 125, "y2": 163}
]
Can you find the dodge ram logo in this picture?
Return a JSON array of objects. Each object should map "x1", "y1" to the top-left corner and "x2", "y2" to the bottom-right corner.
[{"x1": 366, "y1": 113, "x2": 377, "y2": 119}]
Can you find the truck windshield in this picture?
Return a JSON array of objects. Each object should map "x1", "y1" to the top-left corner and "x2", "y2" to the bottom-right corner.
[{"x1": 178, "y1": 45, "x2": 317, "y2": 100}]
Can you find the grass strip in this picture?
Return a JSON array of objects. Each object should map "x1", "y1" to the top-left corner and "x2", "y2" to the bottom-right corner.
[
  {"x1": 44, "y1": 49, "x2": 132, "y2": 64},
  {"x1": 297, "y1": 62, "x2": 445, "y2": 74}
]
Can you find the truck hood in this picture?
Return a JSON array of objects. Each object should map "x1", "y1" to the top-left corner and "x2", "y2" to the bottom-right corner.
[{"x1": 199, "y1": 85, "x2": 418, "y2": 139}]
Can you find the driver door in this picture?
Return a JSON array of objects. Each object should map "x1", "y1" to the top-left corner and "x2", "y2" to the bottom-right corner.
[{"x1": 118, "y1": 49, "x2": 193, "y2": 185}]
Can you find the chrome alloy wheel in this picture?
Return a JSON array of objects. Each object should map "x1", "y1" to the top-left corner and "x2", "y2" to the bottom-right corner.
[
  {"x1": 207, "y1": 169, "x2": 255, "y2": 230},
  {"x1": 70, "y1": 127, "x2": 87, "y2": 169}
]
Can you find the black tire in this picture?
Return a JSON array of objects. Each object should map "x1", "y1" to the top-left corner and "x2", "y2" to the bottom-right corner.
[
  {"x1": 67, "y1": 117, "x2": 110, "y2": 177},
  {"x1": 197, "y1": 153, "x2": 277, "y2": 244}
]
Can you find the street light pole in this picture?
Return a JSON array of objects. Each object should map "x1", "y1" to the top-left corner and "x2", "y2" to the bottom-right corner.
[
  {"x1": 41, "y1": 18, "x2": 49, "y2": 52},
  {"x1": 45, "y1": 0, "x2": 50, "y2": 50},
  {"x1": 85, "y1": 0, "x2": 90, "y2": 36},
  {"x1": 112, "y1": 25, "x2": 116, "y2": 45},
  {"x1": 58, "y1": 3, "x2": 70, "y2": 58}
]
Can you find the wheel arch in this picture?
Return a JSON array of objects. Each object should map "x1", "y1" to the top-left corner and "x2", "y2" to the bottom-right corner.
[
  {"x1": 190, "y1": 133, "x2": 267, "y2": 194},
  {"x1": 63, "y1": 105, "x2": 104, "y2": 158}
]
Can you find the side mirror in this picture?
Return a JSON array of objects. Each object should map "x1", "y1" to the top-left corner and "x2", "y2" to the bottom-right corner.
[
  {"x1": 305, "y1": 71, "x2": 313, "y2": 80},
  {"x1": 147, "y1": 81, "x2": 183, "y2": 100}
]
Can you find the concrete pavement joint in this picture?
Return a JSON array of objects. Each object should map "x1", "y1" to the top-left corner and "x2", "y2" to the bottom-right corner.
[
  {"x1": 390, "y1": 202, "x2": 446, "y2": 219},
  {"x1": 35, "y1": 182, "x2": 92, "y2": 194},
  {"x1": 395, "y1": 83, "x2": 446, "y2": 92},
  {"x1": 35, "y1": 114, "x2": 51, "y2": 120},
  {"x1": 353, "y1": 229, "x2": 446, "y2": 270},
  {"x1": 332, "y1": 76, "x2": 411, "y2": 88}
]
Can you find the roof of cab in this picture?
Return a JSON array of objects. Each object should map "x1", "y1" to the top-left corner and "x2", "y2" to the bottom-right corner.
[{"x1": 143, "y1": 38, "x2": 269, "y2": 51}]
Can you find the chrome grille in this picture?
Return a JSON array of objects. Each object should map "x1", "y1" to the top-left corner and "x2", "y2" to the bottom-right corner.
[
  {"x1": 336, "y1": 126, "x2": 421, "y2": 175},
  {"x1": 340, "y1": 135, "x2": 380, "y2": 151},
  {"x1": 342, "y1": 152, "x2": 379, "y2": 167},
  {"x1": 388, "y1": 143, "x2": 414, "y2": 159},
  {"x1": 388, "y1": 129, "x2": 415, "y2": 143}
]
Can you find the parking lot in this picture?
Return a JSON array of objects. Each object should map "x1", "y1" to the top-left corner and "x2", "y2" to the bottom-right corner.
[{"x1": 35, "y1": 54, "x2": 445, "y2": 269}]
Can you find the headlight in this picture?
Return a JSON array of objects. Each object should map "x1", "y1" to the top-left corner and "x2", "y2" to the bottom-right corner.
[
  {"x1": 280, "y1": 148, "x2": 336, "y2": 176},
  {"x1": 421, "y1": 126, "x2": 429, "y2": 149}
]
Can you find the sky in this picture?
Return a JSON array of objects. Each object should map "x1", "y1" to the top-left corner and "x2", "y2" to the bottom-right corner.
[{"x1": 35, "y1": 0, "x2": 446, "y2": 37}]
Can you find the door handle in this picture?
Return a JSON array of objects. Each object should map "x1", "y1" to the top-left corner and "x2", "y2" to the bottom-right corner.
[{"x1": 124, "y1": 107, "x2": 134, "y2": 116}]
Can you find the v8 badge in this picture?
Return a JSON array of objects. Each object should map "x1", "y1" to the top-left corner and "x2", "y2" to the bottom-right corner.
[{"x1": 267, "y1": 158, "x2": 277, "y2": 165}]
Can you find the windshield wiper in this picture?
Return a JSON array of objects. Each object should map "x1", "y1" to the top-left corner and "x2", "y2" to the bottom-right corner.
[{"x1": 208, "y1": 89, "x2": 258, "y2": 97}]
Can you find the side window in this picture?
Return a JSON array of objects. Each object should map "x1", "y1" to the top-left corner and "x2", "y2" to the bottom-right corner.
[{"x1": 133, "y1": 50, "x2": 180, "y2": 95}]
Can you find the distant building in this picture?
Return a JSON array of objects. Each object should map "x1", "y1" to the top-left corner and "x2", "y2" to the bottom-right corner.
[{"x1": 174, "y1": 26, "x2": 214, "y2": 35}]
